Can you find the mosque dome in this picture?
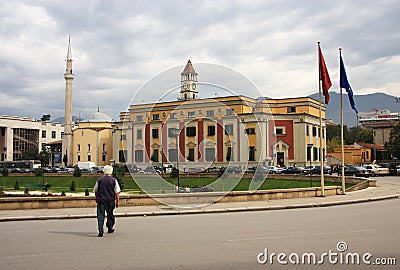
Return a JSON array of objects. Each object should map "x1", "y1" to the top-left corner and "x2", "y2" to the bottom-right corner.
[{"x1": 82, "y1": 109, "x2": 113, "y2": 123}]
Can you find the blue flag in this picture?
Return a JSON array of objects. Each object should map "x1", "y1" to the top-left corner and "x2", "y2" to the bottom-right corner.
[{"x1": 340, "y1": 55, "x2": 358, "y2": 113}]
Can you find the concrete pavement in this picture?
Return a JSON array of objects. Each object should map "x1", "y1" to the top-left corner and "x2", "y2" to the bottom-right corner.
[{"x1": 1, "y1": 177, "x2": 399, "y2": 222}]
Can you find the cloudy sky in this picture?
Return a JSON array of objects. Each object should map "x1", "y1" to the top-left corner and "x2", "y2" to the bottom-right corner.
[{"x1": 1, "y1": 0, "x2": 399, "y2": 121}]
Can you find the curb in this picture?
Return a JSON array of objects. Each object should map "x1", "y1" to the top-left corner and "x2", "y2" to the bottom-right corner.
[{"x1": 0, "y1": 194, "x2": 398, "y2": 222}]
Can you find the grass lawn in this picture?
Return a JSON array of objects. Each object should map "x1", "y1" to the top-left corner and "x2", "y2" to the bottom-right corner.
[{"x1": 0, "y1": 174, "x2": 353, "y2": 194}]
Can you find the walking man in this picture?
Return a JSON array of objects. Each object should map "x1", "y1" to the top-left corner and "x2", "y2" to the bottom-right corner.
[{"x1": 93, "y1": 165, "x2": 121, "y2": 237}]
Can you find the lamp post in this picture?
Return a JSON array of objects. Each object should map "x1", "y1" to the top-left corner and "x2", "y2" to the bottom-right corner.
[
  {"x1": 172, "y1": 128, "x2": 180, "y2": 190},
  {"x1": 307, "y1": 143, "x2": 313, "y2": 187}
]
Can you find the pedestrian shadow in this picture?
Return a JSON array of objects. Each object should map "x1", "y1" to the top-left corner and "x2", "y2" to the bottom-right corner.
[{"x1": 48, "y1": 230, "x2": 98, "y2": 237}]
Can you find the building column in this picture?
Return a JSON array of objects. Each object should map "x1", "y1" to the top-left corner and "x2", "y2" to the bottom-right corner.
[
  {"x1": 198, "y1": 119, "x2": 204, "y2": 162},
  {"x1": 217, "y1": 119, "x2": 223, "y2": 162}
]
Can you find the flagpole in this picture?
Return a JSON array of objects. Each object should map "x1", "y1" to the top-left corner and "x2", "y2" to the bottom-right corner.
[
  {"x1": 339, "y1": 48, "x2": 346, "y2": 194},
  {"x1": 318, "y1": 41, "x2": 325, "y2": 197}
]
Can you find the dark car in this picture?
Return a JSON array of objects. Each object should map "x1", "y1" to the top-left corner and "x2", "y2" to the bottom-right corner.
[
  {"x1": 311, "y1": 166, "x2": 332, "y2": 175},
  {"x1": 281, "y1": 166, "x2": 306, "y2": 174},
  {"x1": 143, "y1": 166, "x2": 160, "y2": 173},
  {"x1": 245, "y1": 165, "x2": 268, "y2": 174},
  {"x1": 225, "y1": 166, "x2": 242, "y2": 174},
  {"x1": 338, "y1": 165, "x2": 370, "y2": 178}
]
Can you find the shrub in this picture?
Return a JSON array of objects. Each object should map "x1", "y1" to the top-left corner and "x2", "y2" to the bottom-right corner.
[
  {"x1": 1, "y1": 167, "x2": 9, "y2": 177},
  {"x1": 24, "y1": 187, "x2": 29, "y2": 195},
  {"x1": 14, "y1": 180, "x2": 20, "y2": 190},
  {"x1": 70, "y1": 180, "x2": 76, "y2": 191},
  {"x1": 73, "y1": 165, "x2": 82, "y2": 177},
  {"x1": 85, "y1": 188, "x2": 90, "y2": 196},
  {"x1": 112, "y1": 164, "x2": 125, "y2": 191},
  {"x1": 61, "y1": 191, "x2": 66, "y2": 196},
  {"x1": 170, "y1": 167, "x2": 179, "y2": 178},
  {"x1": 35, "y1": 168, "x2": 43, "y2": 177}
]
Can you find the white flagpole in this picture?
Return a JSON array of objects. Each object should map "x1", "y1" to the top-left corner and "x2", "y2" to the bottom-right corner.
[
  {"x1": 318, "y1": 42, "x2": 325, "y2": 197},
  {"x1": 339, "y1": 48, "x2": 346, "y2": 194}
]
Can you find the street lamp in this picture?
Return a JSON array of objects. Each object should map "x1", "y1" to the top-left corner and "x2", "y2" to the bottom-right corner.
[
  {"x1": 171, "y1": 128, "x2": 180, "y2": 190},
  {"x1": 307, "y1": 143, "x2": 313, "y2": 187}
]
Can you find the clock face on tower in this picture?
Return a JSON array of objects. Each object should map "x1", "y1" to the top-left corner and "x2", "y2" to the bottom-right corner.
[
  {"x1": 183, "y1": 83, "x2": 188, "y2": 89},
  {"x1": 192, "y1": 83, "x2": 196, "y2": 90}
]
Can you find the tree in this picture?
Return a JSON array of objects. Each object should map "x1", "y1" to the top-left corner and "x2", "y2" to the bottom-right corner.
[
  {"x1": 41, "y1": 114, "x2": 51, "y2": 121},
  {"x1": 385, "y1": 125, "x2": 400, "y2": 159},
  {"x1": 327, "y1": 136, "x2": 341, "y2": 152},
  {"x1": 21, "y1": 147, "x2": 39, "y2": 161},
  {"x1": 112, "y1": 163, "x2": 126, "y2": 191},
  {"x1": 73, "y1": 165, "x2": 82, "y2": 177},
  {"x1": 354, "y1": 128, "x2": 373, "y2": 144},
  {"x1": 170, "y1": 166, "x2": 179, "y2": 178}
]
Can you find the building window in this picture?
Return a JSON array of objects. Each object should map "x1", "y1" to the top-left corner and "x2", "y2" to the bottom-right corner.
[
  {"x1": 186, "y1": 127, "x2": 196, "y2": 137},
  {"x1": 205, "y1": 148, "x2": 216, "y2": 162},
  {"x1": 206, "y1": 110, "x2": 214, "y2": 117},
  {"x1": 152, "y1": 114, "x2": 160, "y2": 121},
  {"x1": 102, "y1": 153, "x2": 106, "y2": 162},
  {"x1": 249, "y1": 146, "x2": 255, "y2": 161},
  {"x1": 207, "y1": 126, "x2": 215, "y2": 136},
  {"x1": 224, "y1": 124, "x2": 233, "y2": 135},
  {"x1": 306, "y1": 125, "x2": 309, "y2": 136},
  {"x1": 88, "y1": 144, "x2": 91, "y2": 151},
  {"x1": 136, "y1": 115, "x2": 143, "y2": 122},
  {"x1": 77, "y1": 144, "x2": 81, "y2": 151},
  {"x1": 187, "y1": 148, "x2": 195, "y2": 162},
  {"x1": 226, "y1": 109, "x2": 234, "y2": 115},
  {"x1": 102, "y1": 143, "x2": 106, "y2": 152},
  {"x1": 119, "y1": 150, "x2": 127, "y2": 163},
  {"x1": 151, "y1": 149, "x2": 159, "y2": 162},
  {"x1": 312, "y1": 126, "x2": 317, "y2": 137},
  {"x1": 275, "y1": 127, "x2": 285, "y2": 136},
  {"x1": 170, "y1": 113, "x2": 177, "y2": 119},
  {"x1": 226, "y1": 147, "x2": 233, "y2": 161},
  {"x1": 168, "y1": 128, "x2": 178, "y2": 137},
  {"x1": 152, "y1": 129, "x2": 159, "y2": 139},
  {"x1": 42, "y1": 130, "x2": 46, "y2": 138},
  {"x1": 137, "y1": 130, "x2": 142, "y2": 140},
  {"x1": 287, "y1": 106, "x2": 296, "y2": 113},
  {"x1": 121, "y1": 134, "x2": 127, "y2": 140},
  {"x1": 135, "y1": 150, "x2": 143, "y2": 163},
  {"x1": 168, "y1": 149, "x2": 177, "y2": 162},
  {"x1": 188, "y1": 111, "x2": 195, "y2": 118},
  {"x1": 313, "y1": 147, "x2": 318, "y2": 161},
  {"x1": 77, "y1": 153, "x2": 81, "y2": 162},
  {"x1": 245, "y1": 128, "x2": 255, "y2": 134},
  {"x1": 52, "y1": 131, "x2": 56, "y2": 138},
  {"x1": 88, "y1": 153, "x2": 91, "y2": 161}
]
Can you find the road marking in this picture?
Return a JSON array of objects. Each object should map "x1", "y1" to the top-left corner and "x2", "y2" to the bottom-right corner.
[{"x1": 228, "y1": 229, "x2": 375, "y2": 242}]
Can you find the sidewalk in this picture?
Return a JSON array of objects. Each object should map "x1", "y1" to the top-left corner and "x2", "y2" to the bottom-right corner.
[{"x1": 1, "y1": 179, "x2": 399, "y2": 222}]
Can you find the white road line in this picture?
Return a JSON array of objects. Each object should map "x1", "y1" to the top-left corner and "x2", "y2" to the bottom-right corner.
[{"x1": 228, "y1": 229, "x2": 375, "y2": 242}]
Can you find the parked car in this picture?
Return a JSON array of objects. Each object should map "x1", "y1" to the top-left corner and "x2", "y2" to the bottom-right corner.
[
  {"x1": 281, "y1": 166, "x2": 307, "y2": 175},
  {"x1": 338, "y1": 165, "x2": 370, "y2": 178},
  {"x1": 245, "y1": 165, "x2": 267, "y2": 174},
  {"x1": 143, "y1": 165, "x2": 160, "y2": 173},
  {"x1": 266, "y1": 166, "x2": 284, "y2": 174},
  {"x1": 311, "y1": 166, "x2": 332, "y2": 175},
  {"x1": 363, "y1": 164, "x2": 389, "y2": 177},
  {"x1": 225, "y1": 166, "x2": 242, "y2": 174},
  {"x1": 187, "y1": 167, "x2": 207, "y2": 173},
  {"x1": 206, "y1": 166, "x2": 223, "y2": 173}
]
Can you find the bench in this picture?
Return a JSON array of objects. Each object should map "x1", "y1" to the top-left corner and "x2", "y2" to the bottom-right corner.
[{"x1": 25, "y1": 183, "x2": 51, "y2": 191}]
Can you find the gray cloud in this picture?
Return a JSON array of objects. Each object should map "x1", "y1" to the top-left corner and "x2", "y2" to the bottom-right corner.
[{"x1": 0, "y1": 0, "x2": 399, "y2": 121}]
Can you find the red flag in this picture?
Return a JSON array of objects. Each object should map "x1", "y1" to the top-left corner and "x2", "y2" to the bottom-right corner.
[{"x1": 318, "y1": 44, "x2": 332, "y2": 104}]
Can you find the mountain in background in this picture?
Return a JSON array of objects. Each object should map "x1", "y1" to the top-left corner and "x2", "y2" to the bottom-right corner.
[{"x1": 308, "y1": 92, "x2": 400, "y2": 127}]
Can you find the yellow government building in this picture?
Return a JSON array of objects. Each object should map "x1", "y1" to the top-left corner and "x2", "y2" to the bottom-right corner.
[{"x1": 110, "y1": 60, "x2": 327, "y2": 170}]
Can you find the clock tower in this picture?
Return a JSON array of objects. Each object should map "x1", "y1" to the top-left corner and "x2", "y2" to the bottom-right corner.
[{"x1": 180, "y1": 60, "x2": 198, "y2": 100}]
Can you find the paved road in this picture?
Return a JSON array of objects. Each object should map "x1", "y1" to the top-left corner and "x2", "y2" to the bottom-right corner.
[{"x1": 1, "y1": 198, "x2": 398, "y2": 270}]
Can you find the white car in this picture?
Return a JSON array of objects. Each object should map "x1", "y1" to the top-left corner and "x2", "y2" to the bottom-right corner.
[{"x1": 363, "y1": 164, "x2": 389, "y2": 177}]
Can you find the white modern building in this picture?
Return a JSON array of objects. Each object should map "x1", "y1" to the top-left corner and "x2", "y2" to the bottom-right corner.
[{"x1": 0, "y1": 115, "x2": 64, "y2": 161}]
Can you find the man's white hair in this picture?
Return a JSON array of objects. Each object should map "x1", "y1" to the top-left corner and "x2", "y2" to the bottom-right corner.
[{"x1": 103, "y1": 165, "x2": 113, "y2": 175}]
